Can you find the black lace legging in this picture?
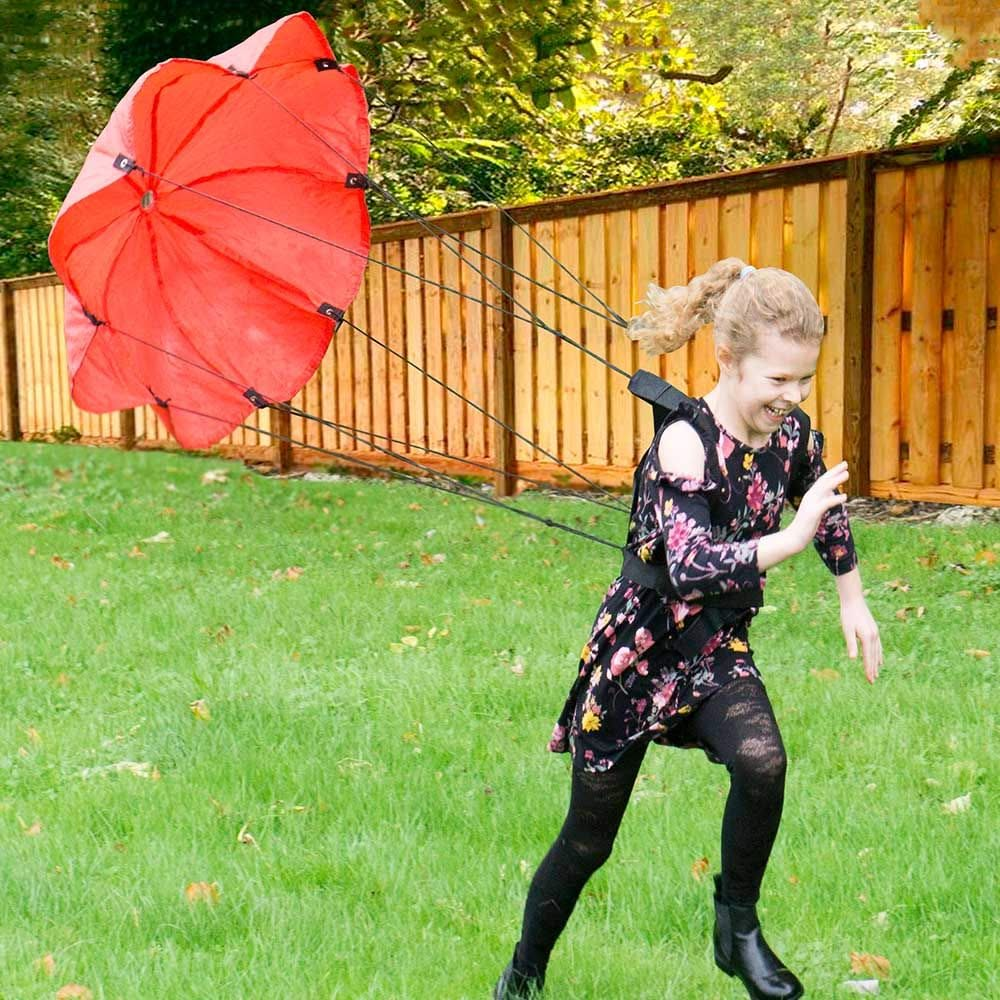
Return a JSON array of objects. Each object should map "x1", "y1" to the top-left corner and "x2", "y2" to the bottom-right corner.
[{"x1": 514, "y1": 676, "x2": 787, "y2": 981}]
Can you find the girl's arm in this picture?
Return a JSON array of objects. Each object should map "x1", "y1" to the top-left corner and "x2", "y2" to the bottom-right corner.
[{"x1": 835, "y1": 565, "x2": 883, "y2": 684}]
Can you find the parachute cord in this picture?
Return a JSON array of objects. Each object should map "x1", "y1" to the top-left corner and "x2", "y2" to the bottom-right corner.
[
  {"x1": 278, "y1": 403, "x2": 628, "y2": 513},
  {"x1": 340, "y1": 318, "x2": 630, "y2": 509},
  {"x1": 130, "y1": 165, "x2": 632, "y2": 382},
  {"x1": 241, "y1": 73, "x2": 628, "y2": 331},
  {"x1": 93, "y1": 316, "x2": 629, "y2": 512},
  {"x1": 368, "y1": 92, "x2": 628, "y2": 328},
  {"x1": 162, "y1": 400, "x2": 623, "y2": 551}
]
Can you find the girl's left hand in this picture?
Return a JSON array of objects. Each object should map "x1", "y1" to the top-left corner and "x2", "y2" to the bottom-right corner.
[{"x1": 840, "y1": 598, "x2": 882, "y2": 683}]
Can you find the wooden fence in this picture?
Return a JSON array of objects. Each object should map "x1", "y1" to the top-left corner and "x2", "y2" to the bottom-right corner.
[{"x1": 2, "y1": 133, "x2": 999, "y2": 506}]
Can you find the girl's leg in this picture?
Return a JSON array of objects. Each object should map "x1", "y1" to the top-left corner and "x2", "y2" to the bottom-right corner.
[
  {"x1": 513, "y1": 738, "x2": 648, "y2": 980},
  {"x1": 686, "y1": 676, "x2": 788, "y2": 904},
  {"x1": 679, "y1": 676, "x2": 803, "y2": 998}
]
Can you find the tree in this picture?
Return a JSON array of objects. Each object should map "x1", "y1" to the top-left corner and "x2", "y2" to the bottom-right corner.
[{"x1": 0, "y1": 2, "x2": 106, "y2": 278}]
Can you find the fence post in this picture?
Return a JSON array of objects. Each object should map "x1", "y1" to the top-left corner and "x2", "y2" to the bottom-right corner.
[
  {"x1": 843, "y1": 153, "x2": 874, "y2": 497},
  {"x1": 486, "y1": 208, "x2": 517, "y2": 497},
  {"x1": 120, "y1": 410, "x2": 136, "y2": 449},
  {"x1": 273, "y1": 403, "x2": 293, "y2": 473},
  {"x1": 0, "y1": 281, "x2": 21, "y2": 441}
]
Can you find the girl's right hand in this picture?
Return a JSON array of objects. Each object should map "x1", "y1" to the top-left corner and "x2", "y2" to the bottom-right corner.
[{"x1": 789, "y1": 461, "x2": 850, "y2": 551}]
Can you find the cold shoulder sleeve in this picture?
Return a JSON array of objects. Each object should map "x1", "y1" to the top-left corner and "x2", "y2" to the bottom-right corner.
[
  {"x1": 786, "y1": 427, "x2": 858, "y2": 576},
  {"x1": 654, "y1": 469, "x2": 763, "y2": 601}
]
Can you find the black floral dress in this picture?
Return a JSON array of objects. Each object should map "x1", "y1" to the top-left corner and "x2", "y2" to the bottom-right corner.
[{"x1": 549, "y1": 396, "x2": 858, "y2": 773}]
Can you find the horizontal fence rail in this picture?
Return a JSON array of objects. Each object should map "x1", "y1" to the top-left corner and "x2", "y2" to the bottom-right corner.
[{"x1": 2, "y1": 134, "x2": 999, "y2": 507}]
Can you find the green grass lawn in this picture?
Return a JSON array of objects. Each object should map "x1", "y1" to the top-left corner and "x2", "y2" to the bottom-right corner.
[{"x1": 0, "y1": 441, "x2": 996, "y2": 999}]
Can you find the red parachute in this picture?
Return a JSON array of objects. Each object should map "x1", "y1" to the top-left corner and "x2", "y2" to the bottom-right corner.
[{"x1": 48, "y1": 12, "x2": 370, "y2": 448}]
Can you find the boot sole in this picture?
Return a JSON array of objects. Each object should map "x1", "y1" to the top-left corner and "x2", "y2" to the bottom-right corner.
[{"x1": 714, "y1": 952, "x2": 803, "y2": 1000}]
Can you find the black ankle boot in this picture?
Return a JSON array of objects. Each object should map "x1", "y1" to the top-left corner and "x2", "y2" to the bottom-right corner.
[
  {"x1": 712, "y1": 874, "x2": 804, "y2": 1000},
  {"x1": 493, "y1": 945, "x2": 544, "y2": 998}
]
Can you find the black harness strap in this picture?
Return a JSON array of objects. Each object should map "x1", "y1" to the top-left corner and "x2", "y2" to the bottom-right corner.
[{"x1": 621, "y1": 370, "x2": 813, "y2": 661}]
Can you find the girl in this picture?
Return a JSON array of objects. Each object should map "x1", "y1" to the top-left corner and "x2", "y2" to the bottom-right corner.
[{"x1": 494, "y1": 259, "x2": 883, "y2": 1000}]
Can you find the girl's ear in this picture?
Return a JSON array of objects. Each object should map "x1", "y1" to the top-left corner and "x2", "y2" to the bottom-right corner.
[{"x1": 716, "y1": 343, "x2": 738, "y2": 376}]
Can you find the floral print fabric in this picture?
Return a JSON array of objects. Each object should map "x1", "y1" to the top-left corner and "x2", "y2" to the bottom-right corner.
[{"x1": 549, "y1": 397, "x2": 858, "y2": 773}]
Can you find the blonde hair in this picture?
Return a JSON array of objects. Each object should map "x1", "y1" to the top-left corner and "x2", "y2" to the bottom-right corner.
[{"x1": 626, "y1": 258, "x2": 824, "y2": 363}]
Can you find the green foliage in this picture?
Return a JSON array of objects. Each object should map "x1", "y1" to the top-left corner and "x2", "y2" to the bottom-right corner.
[
  {"x1": 889, "y1": 60, "x2": 1000, "y2": 153},
  {"x1": 0, "y1": 2, "x2": 107, "y2": 278},
  {"x1": 99, "y1": 0, "x2": 300, "y2": 102}
]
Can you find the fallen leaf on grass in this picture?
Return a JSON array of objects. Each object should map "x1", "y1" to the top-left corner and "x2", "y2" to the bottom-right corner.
[
  {"x1": 401, "y1": 635, "x2": 419, "y2": 648},
  {"x1": 810, "y1": 668, "x2": 841, "y2": 681},
  {"x1": 190, "y1": 699, "x2": 211, "y2": 721},
  {"x1": 469, "y1": 597, "x2": 492, "y2": 606},
  {"x1": 142, "y1": 531, "x2": 172, "y2": 544},
  {"x1": 273, "y1": 566, "x2": 304, "y2": 581},
  {"x1": 964, "y1": 648, "x2": 990, "y2": 659},
  {"x1": 26, "y1": 726, "x2": 41, "y2": 745},
  {"x1": 975, "y1": 549, "x2": 997, "y2": 564},
  {"x1": 128, "y1": 546, "x2": 145, "y2": 559},
  {"x1": 201, "y1": 469, "x2": 229, "y2": 485},
  {"x1": 690, "y1": 856, "x2": 710, "y2": 881},
  {"x1": 884, "y1": 579, "x2": 910, "y2": 592},
  {"x1": 17, "y1": 522, "x2": 39, "y2": 532},
  {"x1": 18, "y1": 817, "x2": 42, "y2": 836},
  {"x1": 34, "y1": 952, "x2": 55, "y2": 976},
  {"x1": 237, "y1": 823, "x2": 258, "y2": 848},
  {"x1": 184, "y1": 881, "x2": 220, "y2": 905},
  {"x1": 942, "y1": 793, "x2": 971, "y2": 814},
  {"x1": 420, "y1": 552, "x2": 447, "y2": 565},
  {"x1": 56, "y1": 986, "x2": 92, "y2": 1000},
  {"x1": 849, "y1": 953, "x2": 891, "y2": 979},
  {"x1": 51, "y1": 555, "x2": 74, "y2": 570}
]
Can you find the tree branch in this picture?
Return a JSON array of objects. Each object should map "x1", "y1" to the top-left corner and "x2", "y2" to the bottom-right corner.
[
  {"x1": 823, "y1": 55, "x2": 854, "y2": 156},
  {"x1": 659, "y1": 64, "x2": 733, "y2": 84}
]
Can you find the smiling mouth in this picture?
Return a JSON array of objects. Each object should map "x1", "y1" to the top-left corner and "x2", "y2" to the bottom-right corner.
[{"x1": 764, "y1": 405, "x2": 789, "y2": 417}]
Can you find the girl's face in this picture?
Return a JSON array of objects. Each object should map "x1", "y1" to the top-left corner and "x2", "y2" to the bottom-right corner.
[{"x1": 722, "y1": 328, "x2": 820, "y2": 440}]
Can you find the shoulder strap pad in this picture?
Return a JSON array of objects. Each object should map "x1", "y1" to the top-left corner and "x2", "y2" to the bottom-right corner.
[
  {"x1": 789, "y1": 406, "x2": 812, "y2": 481},
  {"x1": 628, "y1": 370, "x2": 693, "y2": 431}
]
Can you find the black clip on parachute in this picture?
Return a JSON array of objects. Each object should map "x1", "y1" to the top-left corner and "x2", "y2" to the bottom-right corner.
[{"x1": 622, "y1": 370, "x2": 773, "y2": 663}]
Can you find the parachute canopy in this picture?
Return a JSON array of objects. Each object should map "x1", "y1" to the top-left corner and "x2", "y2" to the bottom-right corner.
[{"x1": 48, "y1": 12, "x2": 370, "y2": 448}]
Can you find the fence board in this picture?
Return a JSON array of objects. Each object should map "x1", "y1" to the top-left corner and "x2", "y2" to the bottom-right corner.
[
  {"x1": 871, "y1": 170, "x2": 906, "y2": 483},
  {"x1": 634, "y1": 204, "x2": 661, "y2": 447},
  {"x1": 405, "y1": 239, "x2": 426, "y2": 453},
  {"x1": 349, "y1": 274, "x2": 370, "y2": 450},
  {"x1": 463, "y1": 231, "x2": 486, "y2": 459},
  {"x1": 789, "y1": 184, "x2": 821, "y2": 426},
  {"x1": 948, "y1": 158, "x2": 990, "y2": 488},
  {"x1": 534, "y1": 221, "x2": 559, "y2": 460},
  {"x1": 582, "y1": 213, "x2": 608, "y2": 464},
  {"x1": 368, "y1": 247, "x2": 390, "y2": 454},
  {"x1": 661, "y1": 202, "x2": 690, "y2": 393},
  {"x1": 690, "y1": 198, "x2": 720, "y2": 396},
  {"x1": 512, "y1": 226, "x2": 534, "y2": 462},
  {"x1": 822, "y1": 179, "x2": 847, "y2": 462},
  {"x1": 753, "y1": 188, "x2": 785, "y2": 269},
  {"x1": 988, "y1": 158, "x2": 1000, "y2": 490},
  {"x1": 422, "y1": 239, "x2": 445, "y2": 453},
  {"x1": 607, "y1": 210, "x2": 634, "y2": 466},
  {"x1": 908, "y1": 165, "x2": 946, "y2": 484},
  {"x1": 556, "y1": 217, "x2": 584, "y2": 465}
]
